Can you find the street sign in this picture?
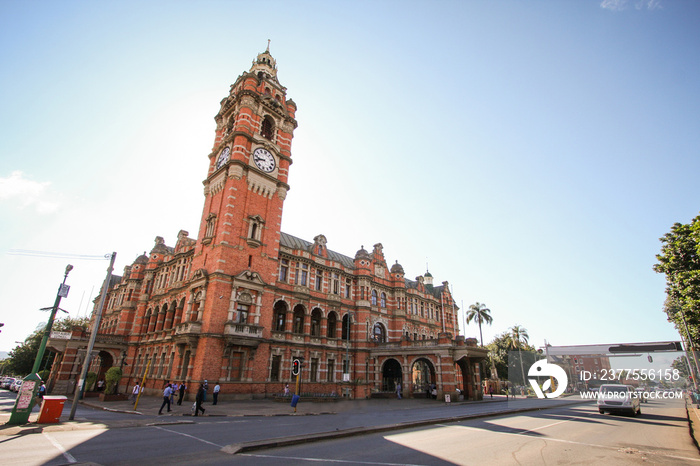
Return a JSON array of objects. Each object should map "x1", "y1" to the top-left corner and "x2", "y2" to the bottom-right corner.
[
  {"x1": 50, "y1": 331, "x2": 72, "y2": 340},
  {"x1": 58, "y1": 284, "x2": 70, "y2": 298}
]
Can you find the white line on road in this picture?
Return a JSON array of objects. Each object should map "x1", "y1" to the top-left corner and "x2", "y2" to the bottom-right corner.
[
  {"x1": 151, "y1": 425, "x2": 224, "y2": 448},
  {"x1": 43, "y1": 432, "x2": 77, "y2": 464}
]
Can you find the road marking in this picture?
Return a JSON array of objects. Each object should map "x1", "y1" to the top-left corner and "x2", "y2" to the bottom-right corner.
[
  {"x1": 151, "y1": 425, "x2": 224, "y2": 448},
  {"x1": 43, "y1": 432, "x2": 77, "y2": 464},
  {"x1": 240, "y1": 453, "x2": 429, "y2": 465}
]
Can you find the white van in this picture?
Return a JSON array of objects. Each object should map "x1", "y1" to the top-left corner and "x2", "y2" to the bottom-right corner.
[{"x1": 597, "y1": 384, "x2": 641, "y2": 416}]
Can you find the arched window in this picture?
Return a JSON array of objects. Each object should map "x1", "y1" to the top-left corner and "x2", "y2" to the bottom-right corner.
[
  {"x1": 371, "y1": 290, "x2": 378, "y2": 306},
  {"x1": 373, "y1": 323, "x2": 386, "y2": 342},
  {"x1": 273, "y1": 301, "x2": 287, "y2": 332},
  {"x1": 261, "y1": 116, "x2": 274, "y2": 140},
  {"x1": 293, "y1": 305, "x2": 305, "y2": 334},
  {"x1": 341, "y1": 314, "x2": 351, "y2": 340},
  {"x1": 310, "y1": 308, "x2": 322, "y2": 337},
  {"x1": 327, "y1": 312, "x2": 337, "y2": 338},
  {"x1": 380, "y1": 292, "x2": 387, "y2": 308}
]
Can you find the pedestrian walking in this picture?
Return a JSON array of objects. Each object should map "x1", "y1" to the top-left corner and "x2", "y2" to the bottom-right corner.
[
  {"x1": 194, "y1": 384, "x2": 206, "y2": 416},
  {"x1": 158, "y1": 383, "x2": 173, "y2": 414},
  {"x1": 212, "y1": 383, "x2": 220, "y2": 405},
  {"x1": 131, "y1": 382, "x2": 140, "y2": 402},
  {"x1": 203, "y1": 379, "x2": 208, "y2": 402},
  {"x1": 488, "y1": 385, "x2": 494, "y2": 399},
  {"x1": 170, "y1": 382, "x2": 177, "y2": 405},
  {"x1": 177, "y1": 381, "x2": 186, "y2": 405},
  {"x1": 396, "y1": 382, "x2": 402, "y2": 399},
  {"x1": 284, "y1": 384, "x2": 290, "y2": 396}
]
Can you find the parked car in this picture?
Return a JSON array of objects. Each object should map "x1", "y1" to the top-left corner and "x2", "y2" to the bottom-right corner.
[
  {"x1": 598, "y1": 384, "x2": 641, "y2": 416},
  {"x1": 10, "y1": 379, "x2": 23, "y2": 392},
  {"x1": 1, "y1": 377, "x2": 16, "y2": 390}
]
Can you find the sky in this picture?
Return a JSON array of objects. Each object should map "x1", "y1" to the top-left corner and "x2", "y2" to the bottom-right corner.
[{"x1": 1, "y1": 0, "x2": 699, "y2": 355}]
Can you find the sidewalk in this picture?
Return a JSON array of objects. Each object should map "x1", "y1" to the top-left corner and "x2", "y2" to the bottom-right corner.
[
  {"x1": 0, "y1": 393, "x2": 582, "y2": 444},
  {"x1": 0, "y1": 393, "x2": 509, "y2": 433}
]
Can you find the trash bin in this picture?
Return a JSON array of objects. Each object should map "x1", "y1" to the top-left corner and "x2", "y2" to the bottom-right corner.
[{"x1": 38, "y1": 396, "x2": 67, "y2": 424}]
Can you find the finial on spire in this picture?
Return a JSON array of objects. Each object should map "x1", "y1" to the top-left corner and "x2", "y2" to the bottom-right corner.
[{"x1": 266, "y1": 39, "x2": 270, "y2": 52}]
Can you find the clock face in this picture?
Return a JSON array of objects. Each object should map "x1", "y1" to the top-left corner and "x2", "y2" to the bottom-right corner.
[
  {"x1": 216, "y1": 147, "x2": 230, "y2": 169},
  {"x1": 253, "y1": 148, "x2": 276, "y2": 173}
]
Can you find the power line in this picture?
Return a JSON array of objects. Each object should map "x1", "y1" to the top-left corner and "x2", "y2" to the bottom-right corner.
[{"x1": 7, "y1": 249, "x2": 111, "y2": 260}]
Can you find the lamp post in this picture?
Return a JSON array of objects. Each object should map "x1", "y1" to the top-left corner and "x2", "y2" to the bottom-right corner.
[
  {"x1": 343, "y1": 312, "x2": 355, "y2": 397},
  {"x1": 7, "y1": 264, "x2": 73, "y2": 425},
  {"x1": 69, "y1": 252, "x2": 116, "y2": 420}
]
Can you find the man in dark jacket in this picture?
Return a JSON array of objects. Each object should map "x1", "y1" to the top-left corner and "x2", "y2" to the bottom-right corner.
[{"x1": 194, "y1": 384, "x2": 206, "y2": 416}]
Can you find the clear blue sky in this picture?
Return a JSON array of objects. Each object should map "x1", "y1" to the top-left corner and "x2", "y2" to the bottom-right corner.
[{"x1": 1, "y1": 0, "x2": 698, "y2": 354}]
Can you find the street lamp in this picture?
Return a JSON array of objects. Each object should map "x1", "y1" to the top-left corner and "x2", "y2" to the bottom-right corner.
[
  {"x1": 7, "y1": 264, "x2": 73, "y2": 425},
  {"x1": 343, "y1": 312, "x2": 355, "y2": 386}
]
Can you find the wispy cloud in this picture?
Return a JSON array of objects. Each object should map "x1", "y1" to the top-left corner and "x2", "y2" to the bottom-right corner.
[
  {"x1": 601, "y1": 0, "x2": 662, "y2": 11},
  {"x1": 0, "y1": 171, "x2": 60, "y2": 213}
]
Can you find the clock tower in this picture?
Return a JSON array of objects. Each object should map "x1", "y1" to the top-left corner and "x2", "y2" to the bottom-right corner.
[{"x1": 193, "y1": 45, "x2": 297, "y2": 279}]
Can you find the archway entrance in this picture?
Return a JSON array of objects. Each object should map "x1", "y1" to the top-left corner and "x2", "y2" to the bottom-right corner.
[
  {"x1": 97, "y1": 351, "x2": 114, "y2": 390},
  {"x1": 411, "y1": 358, "x2": 436, "y2": 398},
  {"x1": 381, "y1": 358, "x2": 402, "y2": 392},
  {"x1": 455, "y1": 356, "x2": 481, "y2": 400}
]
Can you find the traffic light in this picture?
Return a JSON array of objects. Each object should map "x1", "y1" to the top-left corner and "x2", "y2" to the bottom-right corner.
[{"x1": 292, "y1": 359, "x2": 301, "y2": 376}]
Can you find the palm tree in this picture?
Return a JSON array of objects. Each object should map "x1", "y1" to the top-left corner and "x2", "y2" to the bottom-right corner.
[
  {"x1": 509, "y1": 325, "x2": 529, "y2": 387},
  {"x1": 466, "y1": 302, "x2": 493, "y2": 347}
]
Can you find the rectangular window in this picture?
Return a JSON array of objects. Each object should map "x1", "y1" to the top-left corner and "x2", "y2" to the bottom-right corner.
[
  {"x1": 310, "y1": 358, "x2": 319, "y2": 382},
  {"x1": 345, "y1": 279, "x2": 351, "y2": 298},
  {"x1": 332, "y1": 273, "x2": 339, "y2": 294},
  {"x1": 279, "y1": 259, "x2": 289, "y2": 282},
  {"x1": 237, "y1": 304, "x2": 249, "y2": 324},
  {"x1": 327, "y1": 359, "x2": 335, "y2": 382},
  {"x1": 315, "y1": 270, "x2": 323, "y2": 291},
  {"x1": 300, "y1": 264, "x2": 308, "y2": 286},
  {"x1": 270, "y1": 354, "x2": 281, "y2": 381}
]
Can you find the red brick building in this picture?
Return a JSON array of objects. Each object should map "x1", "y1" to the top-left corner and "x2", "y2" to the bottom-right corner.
[{"x1": 48, "y1": 47, "x2": 487, "y2": 401}]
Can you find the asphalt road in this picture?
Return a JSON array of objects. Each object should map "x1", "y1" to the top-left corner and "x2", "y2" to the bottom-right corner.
[
  {"x1": 1, "y1": 392, "x2": 698, "y2": 465},
  {"x1": 236, "y1": 398, "x2": 700, "y2": 465}
]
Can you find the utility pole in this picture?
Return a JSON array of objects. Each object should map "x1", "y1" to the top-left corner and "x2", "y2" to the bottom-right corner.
[
  {"x1": 69, "y1": 252, "x2": 116, "y2": 421},
  {"x1": 7, "y1": 264, "x2": 73, "y2": 425}
]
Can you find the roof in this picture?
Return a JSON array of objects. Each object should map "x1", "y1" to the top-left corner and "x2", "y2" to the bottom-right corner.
[{"x1": 280, "y1": 232, "x2": 355, "y2": 268}]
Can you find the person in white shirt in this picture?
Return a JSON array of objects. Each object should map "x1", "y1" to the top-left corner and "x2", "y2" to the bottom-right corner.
[
  {"x1": 131, "y1": 382, "x2": 140, "y2": 402},
  {"x1": 213, "y1": 383, "x2": 221, "y2": 405},
  {"x1": 158, "y1": 383, "x2": 173, "y2": 414}
]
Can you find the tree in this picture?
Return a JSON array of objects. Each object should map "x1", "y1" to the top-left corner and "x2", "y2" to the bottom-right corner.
[
  {"x1": 466, "y1": 302, "x2": 493, "y2": 347},
  {"x1": 486, "y1": 332, "x2": 513, "y2": 382},
  {"x1": 509, "y1": 325, "x2": 530, "y2": 386},
  {"x1": 654, "y1": 215, "x2": 700, "y2": 346},
  {"x1": 486, "y1": 328, "x2": 535, "y2": 384},
  {"x1": 2, "y1": 317, "x2": 89, "y2": 376}
]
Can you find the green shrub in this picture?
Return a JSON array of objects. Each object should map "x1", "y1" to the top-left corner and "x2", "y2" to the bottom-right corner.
[
  {"x1": 86, "y1": 371, "x2": 97, "y2": 391},
  {"x1": 104, "y1": 367, "x2": 122, "y2": 395}
]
